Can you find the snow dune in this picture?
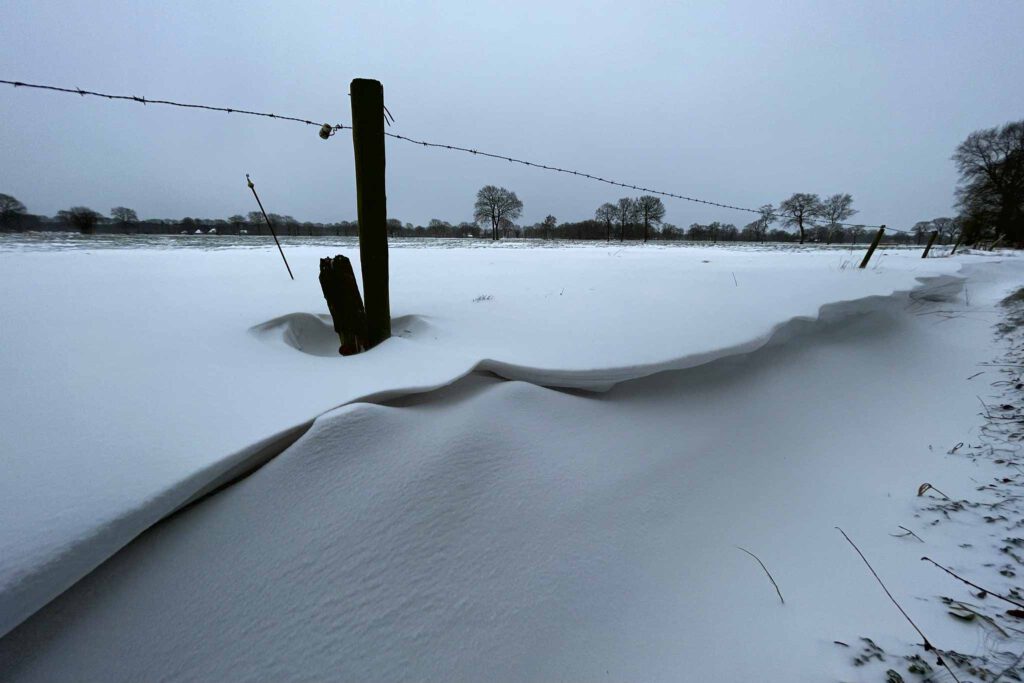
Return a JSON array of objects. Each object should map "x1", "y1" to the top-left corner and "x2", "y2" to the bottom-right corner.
[
  {"x1": 2, "y1": 256, "x2": 1020, "y2": 681},
  {"x1": 0, "y1": 240, "x2": 999, "y2": 641}
]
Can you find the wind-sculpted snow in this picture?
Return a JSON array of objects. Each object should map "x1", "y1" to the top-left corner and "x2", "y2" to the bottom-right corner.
[
  {"x1": 0, "y1": 244, "x2": 1003, "y2": 638},
  {"x1": 3, "y1": 259, "x2": 1021, "y2": 681}
]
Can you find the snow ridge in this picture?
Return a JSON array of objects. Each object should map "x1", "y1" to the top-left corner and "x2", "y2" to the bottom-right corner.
[{"x1": 0, "y1": 272, "x2": 967, "y2": 640}]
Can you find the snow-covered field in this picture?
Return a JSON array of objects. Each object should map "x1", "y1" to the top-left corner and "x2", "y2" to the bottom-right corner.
[{"x1": 0, "y1": 235, "x2": 1020, "y2": 680}]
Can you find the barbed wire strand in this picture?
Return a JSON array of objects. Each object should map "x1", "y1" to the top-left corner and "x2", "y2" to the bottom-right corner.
[
  {"x1": 382, "y1": 130, "x2": 893, "y2": 231},
  {"x1": 2, "y1": 78, "x2": 905, "y2": 232},
  {"x1": 0, "y1": 79, "x2": 347, "y2": 133}
]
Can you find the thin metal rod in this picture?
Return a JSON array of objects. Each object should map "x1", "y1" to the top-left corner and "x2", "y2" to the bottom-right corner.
[{"x1": 246, "y1": 174, "x2": 294, "y2": 281}]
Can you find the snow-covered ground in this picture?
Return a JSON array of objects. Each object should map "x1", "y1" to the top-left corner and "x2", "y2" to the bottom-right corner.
[{"x1": 0, "y1": 235, "x2": 1020, "y2": 680}]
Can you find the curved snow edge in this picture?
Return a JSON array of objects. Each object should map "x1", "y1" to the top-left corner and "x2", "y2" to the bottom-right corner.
[{"x1": 0, "y1": 270, "x2": 967, "y2": 640}]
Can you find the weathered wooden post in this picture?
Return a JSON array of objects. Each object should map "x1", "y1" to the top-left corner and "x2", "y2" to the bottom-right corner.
[
  {"x1": 319, "y1": 255, "x2": 367, "y2": 355},
  {"x1": 989, "y1": 234, "x2": 1005, "y2": 251},
  {"x1": 950, "y1": 233, "x2": 962, "y2": 255},
  {"x1": 859, "y1": 225, "x2": 885, "y2": 269},
  {"x1": 922, "y1": 230, "x2": 938, "y2": 258},
  {"x1": 350, "y1": 78, "x2": 391, "y2": 348}
]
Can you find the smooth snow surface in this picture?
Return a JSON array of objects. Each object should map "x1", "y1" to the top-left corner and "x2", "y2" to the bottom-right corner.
[
  {"x1": 0, "y1": 254, "x2": 1020, "y2": 681},
  {"x1": 0, "y1": 236, "x2": 1018, "y2": 679}
]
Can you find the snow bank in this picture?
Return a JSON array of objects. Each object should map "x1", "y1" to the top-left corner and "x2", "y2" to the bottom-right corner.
[
  {"x1": 0, "y1": 240, "x2": 996, "y2": 637},
  {"x1": 2, "y1": 257, "x2": 1020, "y2": 681}
]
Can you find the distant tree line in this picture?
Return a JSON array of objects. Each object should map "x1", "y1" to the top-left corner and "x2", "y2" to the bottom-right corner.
[
  {"x1": 4, "y1": 117, "x2": 1019, "y2": 246},
  {"x1": 0, "y1": 190, "x2": 893, "y2": 244}
]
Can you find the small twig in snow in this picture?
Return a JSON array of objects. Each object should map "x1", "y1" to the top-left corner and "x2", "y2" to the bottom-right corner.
[
  {"x1": 732, "y1": 272, "x2": 738, "y2": 287},
  {"x1": 836, "y1": 527, "x2": 961, "y2": 683},
  {"x1": 978, "y1": 395, "x2": 995, "y2": 418},
  {"x1": 736, "y1": 546, "x2": 784, "y2": 604},
  {"x1": 921, "y1": 557, "x2": 1024, "y2": 610},
  {"x1": 918, "y1": 482, "x2": 952, "y2": 500},
  {"x1": 890, "y1": 525, "x2": 925, "y2": 542},
  {"x1": 967, "y1": 371, "x2": 985, "y2": 380}
]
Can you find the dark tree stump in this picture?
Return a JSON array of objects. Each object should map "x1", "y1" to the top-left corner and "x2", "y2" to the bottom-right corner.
[{"x1": 319, "y1": 255, "x2": 368, "y2": 356}]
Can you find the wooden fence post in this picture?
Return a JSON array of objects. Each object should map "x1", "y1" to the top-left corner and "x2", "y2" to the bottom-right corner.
[
  {"x1": 859, "y1": 226, "x2": 885, "y2": 269},
  {"x1": 950, "y1": 233, "x2": 962, "y2": 255},
  {"x1": 350, "y1": 78, "x2": 391, "y2": 348},
  {"x1": 989, "y1": 234, "x2": 1005, "y2": 251},
  {"x1": 922, "y1": 230, "x2": 938, "y2": 258}
]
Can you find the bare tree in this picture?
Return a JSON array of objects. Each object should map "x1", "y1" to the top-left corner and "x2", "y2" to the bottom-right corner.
[
  {"x1": 246, "y1": 211, "x2": 266, "y2": 234},
  {"x1": 819, "y1": 193, "x2": 856, "y2": 243},
  {"x1": 595, "y1": 202, "x2": 616, "y2": 241},
  {"x1": 110, "y1": 207, "x2": 138, "y2": 234},
  {"x1": 848, "y1": 224, "x2": 866, "y2": 244},
  {"x1": 756, "y1": 204, "x2": 776, "y2": 243},
  {"x1": 615, "y1": 197, "x2": 638, "y2": 242},
  {"x1": 911, "y1": 221, "x2": 932, "y2": 245},
  {"x1": 778, "y1": 193, "x2": 822, "y2": 244},
  {"x1": 473, "y1": 185, "x2": 523, "y2": 241},
  {"x1": 541, "y1": 214, "x2": 557, "y2": 240},
  {"x1": 0, "y1": 193, "x2": 27, "y2": 231},
  {"x1": 58, "y1": 207, "x2": 102, "y2": 234},
  {"x1": 930, "y1": 217, "x2": 959, "y2": 245},
  {"x1": 953, "y1": 119, "x2": 1024, "y2": 244},
  {"x1": 636, "y1": 195, "x2": 666, "y2": 242},
  {"x1": 228, "y1": 214, "x2": 247, "y2": 234}
]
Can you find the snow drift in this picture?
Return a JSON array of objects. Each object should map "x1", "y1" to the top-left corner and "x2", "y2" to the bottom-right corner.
[
  {"x1": 0, "y1": 240, "x2": 1003, "y2": 641},
  {"x1": 2, "y1": 257, "x2": 1020, "y2": 681}
]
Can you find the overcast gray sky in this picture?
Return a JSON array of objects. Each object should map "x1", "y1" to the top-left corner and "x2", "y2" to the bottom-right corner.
[{"x1": 1, "y1": 0, "x2": 1022, "y2": 230}]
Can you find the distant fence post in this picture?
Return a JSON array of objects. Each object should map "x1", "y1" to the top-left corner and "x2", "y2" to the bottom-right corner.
[
  {"x1": 950, "y1": 233, "x2": 962, "y2": 256},
  {"x1": 989, "y1": 234, "x2": 1005, "y2": 252},
  {"x1": 921, "y1": 230, "x2": 938, "y2": 258},
  {"x1": 859, "y1": 225, "x2": 885, "y2": 269},
  {"x1": 350, "y1": 78, "x2": 391, "y2": 348}
]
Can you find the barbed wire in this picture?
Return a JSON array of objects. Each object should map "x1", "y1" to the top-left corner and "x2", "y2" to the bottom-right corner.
[
  {"x1": 381, "y1": 132, "x2": 890, "y2": 230},
  {"x1": 382, "y1": 132, "x2": 888, "y2": 232},
  {"x1": 2, "y1": 78, "x2": 900, "y2": 231},
  {"x1": 383, "y1": 131, "x2": 763, "y2": 216},
  {"x1": 0, "y1": 79, "x2": 347, "y2": 134}
]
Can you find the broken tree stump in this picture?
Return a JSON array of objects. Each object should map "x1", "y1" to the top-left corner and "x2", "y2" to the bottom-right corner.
[{"x1": 318, "y1": 255, "x2": 368, "y2": 356}]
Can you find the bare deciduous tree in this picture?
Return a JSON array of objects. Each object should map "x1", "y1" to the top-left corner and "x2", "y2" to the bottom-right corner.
[
  {"x1": 110, "y1": 207, "x2": 138, "y2": 234},
  {"x1": 778, "y1": 193, "x2": 822, "y2": 244},
  {"x1": 819, "y1": 194, "x2": 856, "y2": 243},
  {"x1": 473, "y1": 185, "x2": 523, "y2": 241},
  {"x1": 541, "y1": 214, "x2": 557, "y2": 240},
  {"x1": 0, "y1": 193, "x2": 27, "y2": 231},
  {"x1": 911, "y1": 221, "x2": 932, "y2": 245},
  {"x1": 636, "y1": 195, "x2": 666, "y2": 243},
  {"x1": 228, "y1": 214, "x2": 247, "y2": 234},
  {"x1": 615, "y1": 197, "x2": 638, "y2": 242},
  {"x1": 756, "y1": 204, "x2": 776, "y2": 243},
  {"x1": 930, "y1": 216, "x2": 957, "y2": 244},
  {"x1": 58, "y1": 207, "x2": 103, "y2": 234},
  {"x1": 953, "y1": 120, "x2": 1024, "y2": 244},
  {"x1": 595, "y1": 202, "x2": 616, "y2": 241}
]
